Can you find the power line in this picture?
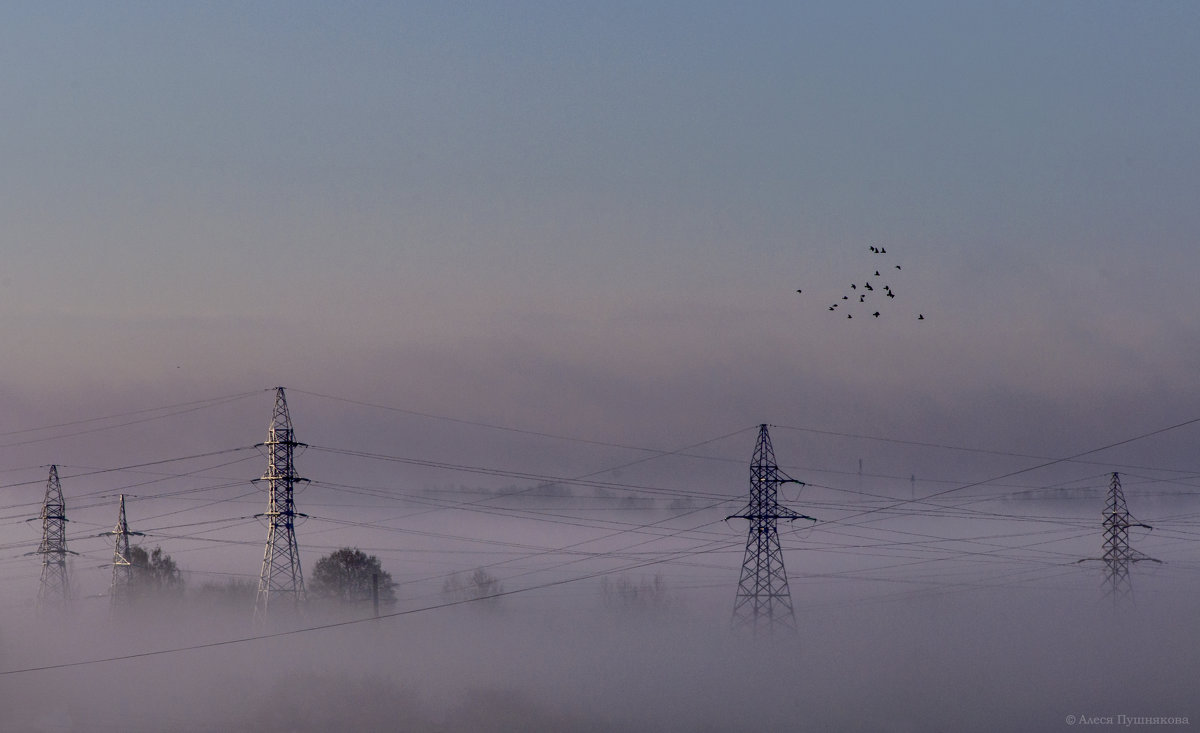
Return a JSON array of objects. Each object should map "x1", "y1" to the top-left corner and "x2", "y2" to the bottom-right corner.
[
  {"x1": 0, "y1": 390, "x2": 265, "y2": 450},
  {"x1": 813, "y1": 413, "x2": 1200, "y2": 529}
]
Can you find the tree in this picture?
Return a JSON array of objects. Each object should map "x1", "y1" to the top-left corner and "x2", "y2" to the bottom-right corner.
[
  {"x1": 442, "y1": 567, "x2": 503, "y2": 606},
  {"x1": 599, "y1": 573, "x2": 674, "y2": 615},
  {"x1": 309, "y1": 547, "x2": 396, "y2": 606},
  {"x1": 192, "y1": 577, "x2": 258, "y2": 608},
  {"x1": 127, "y1": 545, "x2": 184, "y2": 600}
]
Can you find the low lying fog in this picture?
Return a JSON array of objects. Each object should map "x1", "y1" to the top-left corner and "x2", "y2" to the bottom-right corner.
[{"x1": 2, "y1": 497, "x2": 1195, "y2": 733}]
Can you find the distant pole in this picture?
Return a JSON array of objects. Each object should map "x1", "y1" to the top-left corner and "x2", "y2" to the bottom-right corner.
[
  {"x1": 35, "y1": 465, "x2": 72, "y2": 613},
  {"x1": 372, "y1": 573, "x2": 380, "y2": 618},
  {"x1": 254, "y1": 387, "x2": 308, "y2": 625},
  {"x1": 106, "y1": 494, "x2": 144, "y2": 612},
  {"x1": 728, "y1": 425, "x2": 816, "y2": 635},
  {"x1": 1078, "y1": 472, "x2": 1161, "y2": 606},
  {"x1": 910, "y1": 474, "x2": 915, "y2": 501}
]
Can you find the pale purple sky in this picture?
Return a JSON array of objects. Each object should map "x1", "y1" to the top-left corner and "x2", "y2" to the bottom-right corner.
[{"x1": 1, "y1": 1, "x2": 1199, "y2": 508}]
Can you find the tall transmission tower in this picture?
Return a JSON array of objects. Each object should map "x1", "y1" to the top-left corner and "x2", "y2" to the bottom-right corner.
[
  {"x1": 1079, "y1": 472, "x2": 1161, "y2": 606},
  {"x1": 728, "y1": 425, "x2": 815, "y2": 635},
  {"x1": 106, "y1": 494, "x2": 143, "y2": 610},
  {"x1": 34, "y1": 465, "x2": 72, "y2": 612},
  {"x1": 254, "y1": 387, "x2": 308, "y2": 623}
]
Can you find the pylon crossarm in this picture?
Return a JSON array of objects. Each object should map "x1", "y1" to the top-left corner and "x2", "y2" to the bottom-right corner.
[
  {"x1": 254, "y1": 440, "x2": 309, "y2": 450},
  {"x1": 1130, "y1": 558, "x2": 1164, "y2": 564},
  {"x1": 785, "y1": 513, "x2": 818, "y2": 523}
]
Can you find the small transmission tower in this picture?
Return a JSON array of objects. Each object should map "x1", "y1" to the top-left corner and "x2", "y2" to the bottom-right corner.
[
  {"x1": 34, "y1": 465, "x2": 72, "y2": 612},
  {"x1": 1080, "y1": 472, "x2": 1161, "y2": 606},
  {"x1": 728, "y1": 425, "x2": 815, "y2": 635},
  {"x1": 254, "y1": 387, "x2": 308, "y2": 623},
  {"x1": 106, "y1": 494, "x2": 143, "y2": 610}
]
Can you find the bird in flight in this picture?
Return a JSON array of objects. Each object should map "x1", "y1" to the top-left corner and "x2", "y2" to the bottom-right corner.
[{"x1": 814, "y1": 243, "x2": 923, "y2": 322}]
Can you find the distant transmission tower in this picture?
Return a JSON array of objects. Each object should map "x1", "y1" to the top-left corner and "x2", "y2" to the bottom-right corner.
[
  {"x1": 254, "y1": 387, "x2": 308, "y2": 623},
  {"x1": 1079, "y1": 472, "x2": 1161, "y2": 606},
  {"x1": 106, "y1": 494, "x2": 143, "y2": 610},
  {"x1": 729, "y1": 425, "x2": 815, "y2": 635},
  {"x1": 33, "y1": 465, "x2": 73, "y2": 612}
]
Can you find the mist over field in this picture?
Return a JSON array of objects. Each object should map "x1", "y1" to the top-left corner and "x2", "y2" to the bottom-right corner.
[
  {"x1": 1, "y1": 390, "x2": 1198, "y2": 732},
  {"x1": 1, "y1": 546, "x2": 1197, "y2": 732}
]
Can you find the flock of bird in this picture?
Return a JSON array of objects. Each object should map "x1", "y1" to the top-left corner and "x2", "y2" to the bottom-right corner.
[{"x1": 795, "y1": 246, "x2": 925, "y2": 321}]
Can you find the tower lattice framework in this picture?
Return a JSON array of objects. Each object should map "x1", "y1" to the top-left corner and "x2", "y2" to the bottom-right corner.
[
  {"x1": 254, "y1": 387, "x2": 308, "y2": 622},
  {"x1": 1096, "y1": 472, "x2": 1160, "y2": 605},
  {"x1": 729, "y1": 425, "x2": 815, "y2": 634},
  {"x1": 35, "y1": 465, "x2": 72, "y2": 612},
  {"x1": 107, "y1": 494, "x2": 143, "y2": 610}
]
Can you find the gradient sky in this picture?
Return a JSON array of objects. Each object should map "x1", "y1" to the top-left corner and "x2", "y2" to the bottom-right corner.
[
  {"x1": 3, "y1": 1, "x2": 1200, "y2": 477},
  {"x1": 6, "y1": 8, "x2": 1200, "y2": 723}
]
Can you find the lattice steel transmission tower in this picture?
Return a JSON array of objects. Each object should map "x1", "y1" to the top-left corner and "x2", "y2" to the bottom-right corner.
[
  {"x1": 728, "y1": 425, "x2": 815, "y2": 635},
  {"x1": 106, "y1": 494, "x2": 143, "y2": 610},
  {"x1": 254, "y1": 387, "x2": 308, "y2": 623},
  {"x1": 34, "y1": 465, "x2": 72, "y2": 612},
  {"x1": 1080, "y1": 472, "x2": 1161, "y2": 606}
]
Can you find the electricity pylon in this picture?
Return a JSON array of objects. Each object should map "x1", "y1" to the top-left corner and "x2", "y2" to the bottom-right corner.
[
  {"x1": 34, "y1": 465, "x2": 73, "y2": 612},
  {"x1": 728, "y1": 425, "x2": 815, "y2": 635},
  {"x1": 106, "y1": 494, "x2": 143, "y2": 610},
  {"x1": 254, "y1": 387, "x2": 308, "y2": 623},
  {"x1": 1079, "y1": 472, "x2": 1161, "y2": 606}
]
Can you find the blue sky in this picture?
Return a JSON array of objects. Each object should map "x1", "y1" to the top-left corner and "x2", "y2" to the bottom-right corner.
[{"x1": 2, "y1": 1, "x2": 1200, "y2": 466}]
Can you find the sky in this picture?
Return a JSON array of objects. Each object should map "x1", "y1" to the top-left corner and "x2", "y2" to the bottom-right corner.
[
  {"x1": 1, "y1": 3, "x2": 1200, "y2": 729},
  {"x1": 3, "y1": 1, "x2": 1198, "y2": 440}
]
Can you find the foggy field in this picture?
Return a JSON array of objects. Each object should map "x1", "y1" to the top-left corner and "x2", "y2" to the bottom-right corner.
[
  {"x1": 2, "y1": 488, "x2": 1197, "y2": 732},
  {"x1": 2, "y1": 575, "x2": 1197, "y2": 732},
  {"x1": 1, "y1": 391, "x2": 1198, "y2": 733}
]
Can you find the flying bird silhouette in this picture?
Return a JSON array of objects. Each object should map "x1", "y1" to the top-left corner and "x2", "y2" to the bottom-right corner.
[
  {"x1": 864, "y1": 282, "x2": 873, "y2": 291},
  {"x1": 918, "y1": 314, "x2": 925, "y2": 320},
  {"x1": 872, "y1": 312, "x2": 880, "y2": 318}
]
